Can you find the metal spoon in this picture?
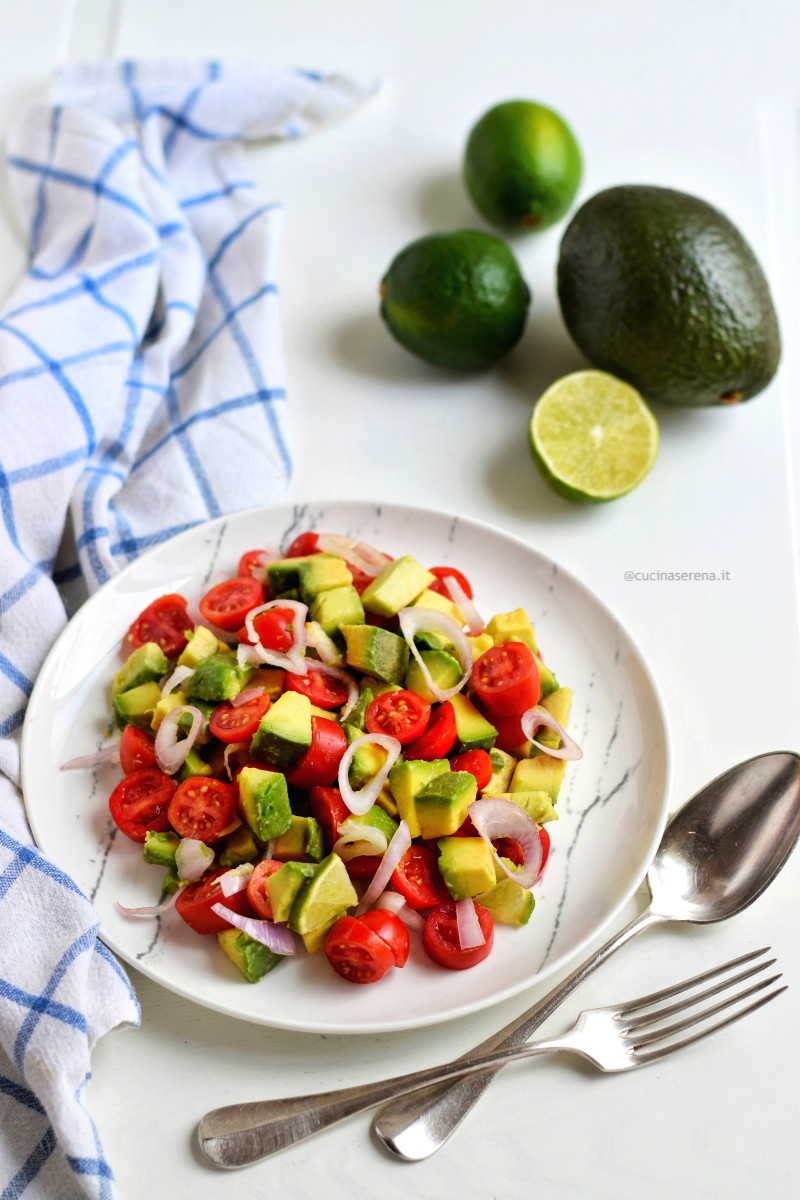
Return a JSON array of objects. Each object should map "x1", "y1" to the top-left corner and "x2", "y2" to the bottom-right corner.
[{"x1": 372, "y1": 750, "x2": 800, "y2": 1160}]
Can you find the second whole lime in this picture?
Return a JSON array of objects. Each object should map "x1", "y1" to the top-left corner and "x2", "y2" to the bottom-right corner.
[
  {"x1": 379, "y1": 230, "x2": 531, "y2": 370},
  {"x1": 464, "y1": 100, "x2": 583, "y2": 233}
]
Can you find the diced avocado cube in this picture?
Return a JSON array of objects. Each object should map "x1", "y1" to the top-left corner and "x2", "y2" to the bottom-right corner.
[
  {"x1": 112, "y1": 642, "x2": 169, "y2": 700},
  {"x1": 438, "y1": 836, "x2": 496, "y2": 899},
  {"x1": 485, "y1": 609, "x2": 538, "y2": 654},
  {"x1": 360, "y1": 555, "x2": 435, "y2": 617},
  {"x1": 184, "y1": 652, "x2": 252, "y2": 702},
  {"x1": 177, "y1": 746, "x2": 213, "y2": 781},
  {"x1": 265, "y1": 555, "x2": 313, "y2": 596},
  {"x1": 346, "y1": 736, "x2": 389, "y2": 790},
  {"x1": 467, "y1": 632, "x2": 494, "y2": 659},
  {"x1": 375, "y1": 782, "x2": 399, "y2": 819},
  {"x1": 250, "y1": 690, "x2": 312, "y2": 770},
  {"x1": 341, "y1": 624, "x2": 409, "y2": 684},
  {"x1": 485, "y1": 748, "x2": 516, "y2": 794},
  {"x1": 532, "y1": 688, "x2": 572, "y2": 752},
  {"x1": 415, "y1": 771, "x2": 477, "y2": 839},
  {"x1": 370, "y1": 681, "x2": 403, "y2": 697},
  {"x1": 413, "y1": 630, "x2": 452, "y2": 653},
  {"x1": 300, "y1": 917, "x2": 345, "y2": 954},
  {"x1": 288, "y1": 853, "x2": 358, "y2": 935},
  {"x1": 113, "y1": 681, "x2": 162, "y2": 731},
  {"x1": 272, "y1": 815, "x2": 324, "y2": 863},
  {"x1": 266, "y1": 860, "x2": 320, "y2": 923},
  {"x1": 534, "y1": 655, "x2": 559, "y2": 698},
  {"x1": 350, "y1": 805, "x2": 398, "y2": 841},
  {"x1": 496, "y1": 787, "x2": 558, "y2": 824},
  {"x1": 296, "y1": 554, "x2": 353, "y2": 604},
  {"x1": 475, "y1": 876, "x2": 535, "y2": 925},
  {"x1": 247, "y1": 667, "x2": 286, "y2": 701},
  {"x1": 150, "y1": 689, "x2": 186, "y2": 732},
  {"x1": 305, "y1": 622, "x2": 344, "y2": 666},
  {"x1": 217, "y1": 929, "x2": 284, "y2": 982},
  {"x1": 449, "y1": 692, "x2": 497, "y2": 752},
  {"x1": 389, "y1": 758, "x2": 450, "y2": 838},
  {"x1": 177, "y1": 625, "x2": 219, "y2": 669},
  {"x1": 142, "y1": 830, "x2": 180, "y2": 867},
  {"x1": 218, "y1": 825, "x2": 262, "y2": 867},
  {"x1": 178, "y1": 699, "x2": 214, "y2": 745},
  {"x1": 413, "y1": 587, "x2": 463, "y2": 625},
  {"x1": 404, "y1": 649, "x2": 462, "y2": 703},
  {"x1": 511, "y1": 754, "x2": 566, "y2": 804},
  {"x1": 345, "y1": 685, "x2": 374, "y2": 732},
  {"x1": 308, "y1": 584, "x2": 364, "y2": 637},
  {"x1": 161, "y1": 865, "x2": 182, "y2": 895},
  {"x1": 237, "y1": 766, "x2": 293, "y2": 841}
]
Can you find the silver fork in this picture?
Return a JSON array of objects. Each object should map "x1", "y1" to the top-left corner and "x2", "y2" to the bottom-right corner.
[{"x1": 197, "y1": 947, "x2": 785, "y2": 1169}]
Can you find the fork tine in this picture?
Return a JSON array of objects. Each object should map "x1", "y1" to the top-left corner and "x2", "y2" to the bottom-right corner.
[
  {"x1": 615, "y1": 947, "x2": 771, "y2": 1016},
  {"x1": 629, "y1": 973, "x2": 783, "y2": 1048},
  {"x1": 622, "y1": 958, "x2": 777, "y2": 1031},
  {"x1": 633, "y1": 985, "x2": 788, "y2": 1064}
]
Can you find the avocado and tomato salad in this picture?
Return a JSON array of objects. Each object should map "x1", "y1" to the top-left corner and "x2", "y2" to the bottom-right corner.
[{"x1": 99, "y1": 531, "x2": 581, "y2": 987}]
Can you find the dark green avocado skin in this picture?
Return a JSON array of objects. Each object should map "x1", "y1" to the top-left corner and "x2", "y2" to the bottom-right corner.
[{"x1": 557, "y1": 185, "x2": 781, "y2": 406}]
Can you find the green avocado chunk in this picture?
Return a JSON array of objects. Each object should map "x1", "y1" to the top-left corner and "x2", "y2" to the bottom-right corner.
[
  {"x1": 296, "y1": 554, "x2": 353, "y2": 604},
  {"x1": 415, "y1": 770, "x2": 477, "y2": 839},
  {"x1": 184, "y1": 652, "x2": 252, "y2": 702},
  {"x1": 218, "y1": 825, "x2": 261, "y2": 867},
  {"x1": 142, "y1": 830, "x2": 180, "y2": 867},
  {"x1": 360, "y1": 556, "x2": 435, "y2": 617},
  {"x1": 237, "y1": 766, "x2": 293, "y2": 841},
  {"x1": 341, "y1": 624, "x2": 409, "y2": 685},
  {"x1": 113, "y1": 681, "x2": 163, "y2": 730},
  {"x1": 475, "y1": 876, "x2": 535, "y2": 926},
  {"x1": 217, "y1": 929, "x2": 284, "y2": 982},
  {"x1": 266, "y1": 860, "x2": 319, "y2": 923},
  {"x1": 388, "y1": 758, "x2": 450, "y2": 838},
  {"x1": 308, "y1": 584, "x2": 365, "y2": 637},
  {"x1": 112, "y1": 642, "x2": 168, "y2": 699},
  {"x1": 449, "y1": 692, "x2": 497, "y2": 752},
  {"x1": 437, "y1": 836, "x2": 496, "y2": 898},
  {"x1": 250, "y1": 690, "x2": 312, "y2": 770},
  {"x1": 404, "y1": 650, "x2": 462, "y2": 703},
  {"x1": 271, "y1": 815, "x2": 324, "y2": 863}
]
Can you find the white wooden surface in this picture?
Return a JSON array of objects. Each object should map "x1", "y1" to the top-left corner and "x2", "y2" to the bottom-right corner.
[{"x1": 3, "y1": 1, "x2": 799, "y2": 1196}]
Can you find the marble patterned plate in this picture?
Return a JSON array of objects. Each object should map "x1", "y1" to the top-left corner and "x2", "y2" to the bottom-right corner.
[{"x1": 21, "y1": 500, "x2": 671, "y2": 1033}]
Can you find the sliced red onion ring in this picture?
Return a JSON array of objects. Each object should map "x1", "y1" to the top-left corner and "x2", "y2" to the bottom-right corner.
[
  {"x1": 160, "y1": 664, "x2": 194, "y2": 698},
  {"x1": 210, "y1": 902, "x2": 296, "y2": 955},
  {"x1": 356, "y1": 820, "x2": 412, "y2": 914},
  {"x1": 231, "y1": 686, "x2": 265, "y2": 708},
  {"x1": 154, "y1": 704, "x2": 205, "y2": 775},
  {"x1": 398, "y1": 606, "x2": 472, "y2": 702},
  {"x1": 242, "y1": 599, "x2": 309, "y2": 673},
  {"x1": 456, "y1": 897, "x2": 486, "y2": 949},
  {"x1": 61, "y1": 744, "x2": 120, "y2": 771},
  {"x1": 338, "y1": 733, "x2": 401, "y2": 816},
  {"x1": 441, "y1": 575, "x2": 484, "y2": 636},
  {"x1": 333, "y1": 819, "x2": 388, "y2": 861},
  {"x1": 175, "y1": 838, "x2": 215, "y2": 883},
  {"x1": 520, "y1": 706, "x2": 583, "y2": 761},
  {"x1": 223, "y1": 741, "x2": 248, "y2": 780},
  {"x1": 374, "y1": 889, "x2": 425, "y2": 932},
  {"x1": 184, "y1": 600, "x2": 233, "y2": 644},
  {"x1": 468, "y1": 796, "x2": 542, "y2": 888},
  {"x1": 219, "y1": 863, "x2": 254, "y2": 896},
  {"x1": 305, "y1": 621, "x2": 343, "y2": 665},
  {"x1": 115, "y1": 892, "x2": 180, "y2": 918},
  {"x1": 316, "y1": 534, "x2": 391, "y2": 577},
  {"x1": 306, "y1": 660, "x2": 358, "y2": 718}
]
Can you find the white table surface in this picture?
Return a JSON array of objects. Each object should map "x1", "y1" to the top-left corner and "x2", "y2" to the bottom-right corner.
[{"x1": 4, "y1": 1, "x2": 800, "y2": 1197}]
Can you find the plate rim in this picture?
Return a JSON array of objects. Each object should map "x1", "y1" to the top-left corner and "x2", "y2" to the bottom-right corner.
[{"x1": 21, "y1": 497, "x2": 672, "y2": 1033}]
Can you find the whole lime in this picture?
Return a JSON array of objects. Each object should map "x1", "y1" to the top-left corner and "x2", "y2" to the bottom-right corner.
[
  {"x1": 464, "y1": 100, "x2": 583, "y2": 233},
  {"x1": 379, "y1": 230, "x2": 531, "y2": 370}
]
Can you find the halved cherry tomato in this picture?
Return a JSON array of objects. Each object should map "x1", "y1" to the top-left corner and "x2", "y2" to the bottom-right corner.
[
  {"x1": 324, "y1": 914, "x2": 396, "y2": 984},
  {"x1": 391, "y1": 844, "x2": 450, "y2": 910},
  {"x1": 493, "y1": 836, "x2": 524, "y2": 866},
  {"x1": 284, "y1": 532, "x2": 319, "y2": 558},
  {"x1": 365, "y1": 690, "x2": 431, "y2": 746},
  {"x1": 472, "y1": 642, "x2": 540, "y2": 717},
  {"x1": 108, "y1": 768, "x2": 176, "y2": 842},
  {"x1": 236, "y1": 551, "x2": 273, "y2": 601},
  {"x1": 175, "y1": 868, "x2": 256, "y2": 935},
  {"x1": 428, "y1": 566, "x2": 473, "y2": 600},
  {"x1": 209, "y1": 691, "x2": 270, "y2": 744},
  {"x1": 537, "y1": 826, "x2": 550, "y2": 882},
  {"x1": 237, "y1": 605, "x2": 297, "y2": 652},
  {"x1": 360, "y1": 910, "x2": 410, "y2": 967},
  {"x1": 308, "y1": 785, "x2": 350, "y2": 851},
  {"x1": 344, "y1": 855, "x2": 382, "y2": 880},
  {"x1": 167, "y1": 777, "x2": 238, "y2": 843},
  {"x1": 246, "y1": 858, "x2": 283, "y2": 920},
  {"x1": 449, "y1": 748, "x2": 493, "y2": 791},
  {"x1": 363, "y1": 610, "x2": 400, "y2": 631},
  {"x1": 198, "y1": 577, "x2": 263, "y2": 633},
  {"x1": 284, "y1": 717, "x2": 347, "y2": 789},
  {"x1": 423, "y1": 901, "x2": 494, "y2": 970},
  {"x1": 118, "y1": 726, "x2": 158, "y2": 774},
  {"x1": 285, "y1": 668, "x2": 350, "y2": 710},
  {"x1": 402, "y1": 701, "x2": 458, "y2": 761},
  {"x1": 127, "y1": 594, "x2": 192, "y2": 657},
  {"x1": 476, "y1": 704, "x2": 525, "y2": 754}
]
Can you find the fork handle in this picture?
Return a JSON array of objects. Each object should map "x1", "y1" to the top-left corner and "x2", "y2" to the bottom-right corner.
[
  {"x1": 197, "y1": 1040, "x2": 564, "y2": 1169},
  {"x1": 373, "y1": 906, "x2": 666, "y2": 1160}
]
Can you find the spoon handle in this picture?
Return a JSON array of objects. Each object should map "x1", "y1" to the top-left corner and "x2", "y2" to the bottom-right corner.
[{"x1": 372, "y1": 906, "x2": 666, "y2": 1161}]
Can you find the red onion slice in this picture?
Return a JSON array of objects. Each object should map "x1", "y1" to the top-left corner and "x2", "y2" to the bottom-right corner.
[
  {"x1": 219, "y1": 864, "x2": 254, "y2": 896},
  {"x1": 210, "y1": 902, "x2": 296, "y2": 955},
  {"x1": 155, "y1": 704, "x2": 205, "y2": 775},
  {"x1": 333, "y1": 819, "x2": 388, "y2": 861},
  {"x1": 338, "y1": 733, "x2": 401, "y2": 815},
  {"x1": 231, "y1": 686, "x2": 265, "y2": 708},
  {"x1": 306, "y1": 660, "x2": 358, "y2": 718},
  {"x1": 468, "y1": 796, "x2": 542, "y2": 888},
  {"x1": 116, "y1": 893, "x2": 180, "y2": 917},
  {"x1": 185, "y1": 600, "x2": 232, "y2": 644},
  {"x1": 520, "y1": 706, "x2": 583, "y2": 761},
  {"x1": 356, "y1": 820, "x2": 412, "y2": 914},
  {"x1": 223, "y1": 741, "x2": 248, "y2": 780},
  {"x1": 374, "y1": 889, "x2": 426, "y2": 932},
  {"x1": 456, "y1": 897, "x2": 486, "y2": 949},
  {"x1": 61, "y1": 744, "x2": 120, "y2": 771},
  {"x1": 441, "y1": 575, "x2": 484, "y2": 636},
  {"x1": 160, "y1": 664, "x2": 194, "y2": 697},
  {"x1": 242, "y1": 599, "x2": 309, "y2": 673},
  {"x1": 316, "y1": 534, "x2": 391, "y2": 577},
  {"x1": 175, "y1": 838, "x2": 214, "y2": 883},
  {"x1": 398, "y1": 607, "x2": 472, "y2": 702},
  {"x1": 305, "y1": 621, "x2": 343, "y2": 665}
]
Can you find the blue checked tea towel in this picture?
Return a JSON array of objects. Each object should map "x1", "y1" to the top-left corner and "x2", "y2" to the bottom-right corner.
[{"x1": 0, "y1": 61, "x2": 373, "y2": 1198}]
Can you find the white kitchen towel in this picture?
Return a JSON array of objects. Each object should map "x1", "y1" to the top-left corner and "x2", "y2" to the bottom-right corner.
[{"x1": 0, "y1": 60, "x2": 373, "y2": 1198}]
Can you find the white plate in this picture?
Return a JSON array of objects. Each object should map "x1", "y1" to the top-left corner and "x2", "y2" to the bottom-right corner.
[{"x1": 21, "y1": 500, "x2": 670, "y2": 1034}]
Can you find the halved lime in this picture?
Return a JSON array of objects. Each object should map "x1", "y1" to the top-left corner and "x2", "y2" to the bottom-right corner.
[
  {"x1": 287, "y1": 853, "x2": 357, "y2": 935},
  {"x1": 529, "y1": 370, "x2": 659, "y2": 502}
]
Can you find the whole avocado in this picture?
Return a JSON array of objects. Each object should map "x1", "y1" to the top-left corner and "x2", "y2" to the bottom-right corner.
[{"x1": 557, "y1": 185, "x2": 781, "y2": 407}]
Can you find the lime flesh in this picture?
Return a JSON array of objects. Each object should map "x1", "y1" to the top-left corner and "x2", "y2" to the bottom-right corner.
[{"x1": 529, "y1": 371, "x2": 659, "y2": 502}]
